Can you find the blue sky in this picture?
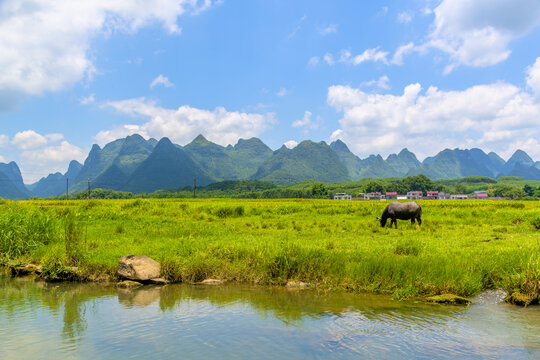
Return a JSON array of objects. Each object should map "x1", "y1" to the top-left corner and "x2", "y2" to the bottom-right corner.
[{"x1": 1, "y1": 0, "x2": 540, "y2": 182}]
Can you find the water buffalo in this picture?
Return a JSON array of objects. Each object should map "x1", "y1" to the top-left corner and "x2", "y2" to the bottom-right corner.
[{"x1": 377, "y1": 201, "x2": 422, "y2": 229}]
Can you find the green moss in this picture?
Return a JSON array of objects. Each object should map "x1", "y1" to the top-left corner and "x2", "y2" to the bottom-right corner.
[{"x1": 426, "y1": 294, "x2": 471, "y2": 305}]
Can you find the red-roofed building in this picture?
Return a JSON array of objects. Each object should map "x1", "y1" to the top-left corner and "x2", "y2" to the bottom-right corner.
[
  {"x1": 385, "y1": 192, "x2": 397, "y2": 200},
  {"x1": 424, "y1": 191, "x2": 438, "y2": 200}
]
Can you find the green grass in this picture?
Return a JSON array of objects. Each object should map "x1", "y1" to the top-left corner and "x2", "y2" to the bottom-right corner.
[{"x1": 1, "y1": 199, "x2": 539, "y2": 300}]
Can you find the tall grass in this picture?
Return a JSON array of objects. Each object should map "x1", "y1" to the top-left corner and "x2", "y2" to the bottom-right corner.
[
  {"x1": 2, "y1": 199, "x2": 539, "y2": 299},
  {"x1": 0, "y1": 204, "x2": 56, "y2": 260}
]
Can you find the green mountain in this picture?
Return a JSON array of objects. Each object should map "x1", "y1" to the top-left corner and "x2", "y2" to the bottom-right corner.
[
  {"x1": 30, "y1": 160, "x2": 83, "y2": 198},
  {"x1": 122, "y1": 137, "x2": 214, "y2": 193},
  {"x1": 72, "y1": 134, "x2": 156, "y2": 192},
  {"x1": 0, "y1": 162, "x2": 31, "y2": 199},
  {"x1": 502, "y1": 150, "x2": 535, "y2": 175},
  {"x1": 505, "y1": 163, "x2": 540, "y2": 180},
  {"x1": 184, "y1": 135, "x2": 272, "y2": 180},
  {"x1": 253, "y1": 141, "x2": 350, "y2": 184},
  {"x1": 385, "y1": 148, "x2": 421, "y2": 176},
  {"x1": 409, "y1": 149, "x2": 496, "y2": 179},
  {"x1": 330, "y1": 140, "x2": 364, "y2": 179}
]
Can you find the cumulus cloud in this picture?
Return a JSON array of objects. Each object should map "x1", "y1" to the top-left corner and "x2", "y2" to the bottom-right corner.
[
  {"x1": 0, "y1": 134, "x2": 9, "y2": 147},
  {"x1": 526, "y1": 57, "x2": 540, "y2": 99},
  {"x1": 0, "y1": 0, "x2": 218, "y2": 108},
  {"x1": 11, "y1": 130, "x2": 48, "y2": 150},
  {"x1": 150, "y1": 74, "x2": 175, "y2": 89},
  {"x1": 292, "y1": 111, "x2": 312, "y2": 128},
  {"x1": 6, "y1": 130, "x2": 85, "y2": 182},
  {"x1": 328, "y1": 57, "x2": 540, "y2": 160},
  {"x1": 283, "y1": 140, "x2": 298, "y2": 149},
  {"x1": 425, "y1": 0, "x2": 540, "y2": 72},
  {"x1": 319, "y1": 24, "x2": 338, "y2": 35},
  {"x1": 97, "y1": 98, "x2": 276, "y2": 147}
]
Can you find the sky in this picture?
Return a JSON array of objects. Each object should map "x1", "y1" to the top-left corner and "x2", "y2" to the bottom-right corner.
[{"x1": 0, "y1": 0, "x2": 540, "y2": 183}]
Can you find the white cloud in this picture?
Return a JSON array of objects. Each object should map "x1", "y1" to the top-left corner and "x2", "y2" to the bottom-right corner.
[
  {"x1": 80, "y1": 94, "x2": 95, "y2": 105},
  {"x1": 292, "y1": 111, "x2": 312, "y2": 128},
  {"x1": 308, "y1": 56, "x2": 320, "y2": 67},
  {"x1": 526, "y1": 57, "x2": 540, "y2": 99},
  {"x1": 360, "y1": 75, "x2": 391, "y2": 90},
  {"x1": 12, "y1": 130, "x2": 48, "y2": 150},
  {"x1": 97, "y1": 98, "x2": 276, "y2": 147},
  {"x1": 323, "y1": 53, "x2": 335, "y2": 66},
  {"x1": 391, "y1": 42, "x2": 415, "y2": 65},
  {"x1": 397, "y1": 11, "x2": 413, "y2": 24},
  {"x1": 0, "y1": 155, "x2": 5, "y2": 163},
  {"x1": 325, "y1": 48, "x2": 389, "y2": 66},
  {"x1": 150, "y1": 74, "x2": 175, "y2": 89},
  {"x1": 0, "y1": 0, "x2": 217, "y2": 108},
  {"x1": 284, "y1": 140, "x2": 298, "y2": 149},
  {"x1": 20, "y1": 141, "x2": 85, "y2": 183},
  {"x1": 425, "y1": 0, "x2": 540, "y2": 71},
  {"x1": 276, "y1": 88, "x2": 290, "y2": 97},
  {"x1": 328, "y1": 57, "x2": 540, "y2": 160},
  {"x1": 0, "y1": 134, "x2": 9, "y2": 147},
  {"x1": 319, "y1": 24, "x2": 338, "y2": 35}
]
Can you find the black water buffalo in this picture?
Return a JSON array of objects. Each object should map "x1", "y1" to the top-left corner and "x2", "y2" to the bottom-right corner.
[{"x1": 377, "y1": 201, "x2": 422, "y2": 229}]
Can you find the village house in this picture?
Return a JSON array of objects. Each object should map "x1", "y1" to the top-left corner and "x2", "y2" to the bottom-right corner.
[
  {"x1": 424, "y1": 191, "x2": 438, "y2": 199},
  {"x1": 470, "y1": 190, "x2": 488, "y2": 199},
  {"x1": 451, "y1": 194, "x2": 468, "y2": 200},
  {"x1": 397, "y1": 194, "x2": 407, "y2": 200},
  {"x1": 333, "y1": 193, "x2": 352, "y2": 200},
  {"x1": 364, "y1": 192, "x2": 383, "y2": 201},
  {"x1": 406, "y1": 191, "x2": 423, "y2": 200},
  {"x1": 385, "y1": 192, "x2": 397, "y2": 200},
  {"x1": 437, "y1": 192, "x2": 451, "y2": 200}
]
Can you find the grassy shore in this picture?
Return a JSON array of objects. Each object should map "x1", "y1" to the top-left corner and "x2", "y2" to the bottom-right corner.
[{"x1": 1, "y1": 198, "x2": 539, "y2": 299}]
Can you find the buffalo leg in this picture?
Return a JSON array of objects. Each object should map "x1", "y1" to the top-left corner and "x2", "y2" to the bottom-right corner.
[
  {"x1": 417, "y1": 217, "x2": 422, "y2": 226},
  {"x1": 393, "y1": 218, "x2": 398, "y2": 229},
  {"x1": 411, "y1": 218, "x2": 415, "y2": 224}
]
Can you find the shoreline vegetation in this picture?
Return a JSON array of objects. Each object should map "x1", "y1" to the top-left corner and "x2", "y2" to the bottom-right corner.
[{"x1": 1, "y1": 198, "x2": 539, "y2": 305}]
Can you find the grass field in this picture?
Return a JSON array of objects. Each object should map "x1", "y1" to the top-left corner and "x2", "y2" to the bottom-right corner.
[{"x1": 1, "y1": 198, "x2": 539, "y2": 300}]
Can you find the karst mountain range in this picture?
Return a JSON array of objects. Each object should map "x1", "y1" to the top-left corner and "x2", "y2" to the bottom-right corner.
[{"x1": 1, "y1": 134, "x2": 539, "y2": 199}]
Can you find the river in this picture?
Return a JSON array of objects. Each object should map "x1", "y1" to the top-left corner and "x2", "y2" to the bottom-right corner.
[{"x1": 1, "y1": 273, "x2": 539, "y2": 359}]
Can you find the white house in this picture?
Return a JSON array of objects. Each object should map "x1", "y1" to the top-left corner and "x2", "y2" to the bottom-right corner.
[{"x1": 334, "y1": 193, "x2": 352, "y2": 200}]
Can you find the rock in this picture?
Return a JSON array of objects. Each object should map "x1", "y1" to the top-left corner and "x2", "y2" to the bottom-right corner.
[
  {"x1": 117, "y1": 255, "x2": 161, "y2": 281},
  {"x1": 199, "y1": 278, "x2": 223, "y2": 285},
  {"x1": 286, "y1": 280, "x2": 310, "y2": 289},
  {"x1": 10, "y1": 263, "x2": 40, "y2": 276},
  {"x1": 88, "y1": 274, "x2": 113, "y2": 283},
  {"x1": 426, "y1": 294, "x2": 471, "y2": 305},
  {"x1": 117, "y1": 280, "x2": 143, "y2": 288},
  {"x1": 505, "y1": 292, "x2": 538, "y2": 307},
  {"x1": 149, "y1": 277, "x2": 168, "y2": 285}
]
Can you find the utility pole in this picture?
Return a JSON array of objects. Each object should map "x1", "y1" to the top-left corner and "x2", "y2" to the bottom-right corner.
[
  {"x1": 193, "y1": 178, "x2": 196, "y2": 198},
  {"x1": 88, "y1": 179, "x2": 91, "y2": 199},
  {"x1": 66, "y1": 178, "x2": 69, "y2": 201}
]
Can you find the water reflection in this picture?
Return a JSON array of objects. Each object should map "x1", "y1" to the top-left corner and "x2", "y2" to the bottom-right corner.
[{"x1": 1, "y1": 273, "x2": 540, "y2": 359}]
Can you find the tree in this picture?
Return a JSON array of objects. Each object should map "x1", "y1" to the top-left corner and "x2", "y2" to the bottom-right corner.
[
  {"x1": 364, "y1": 180, "x2": 385, "y2": 193},
  {"x1": 311, "y1": 183, "x2": 328, "y2": 198},
  {"x1": 523, "y1": 184, "x2": 534, "y2": 197},
  {"x1": 454, "y1": 183, "x2": 467, "y2": 194},
  {"x1": 402, "y1": 174, "x2": 433, "y2": 194}
]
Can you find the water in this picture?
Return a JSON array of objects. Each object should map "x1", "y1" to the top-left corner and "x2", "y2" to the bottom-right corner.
[{"x1": 1, "y1": 274, "x2": 540, "y2": 359}]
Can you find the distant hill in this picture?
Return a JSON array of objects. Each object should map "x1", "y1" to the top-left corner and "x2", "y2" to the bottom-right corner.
[
  {"x1": 29, "y1": 160, "x2": 83, "y2": 198},
  {"x1": 184, "y1": 135, "x2": 272, "y2": 181},
  {"x1": 122, "y1": 137, "x2": 214, "y2": 193},
  {"x1": 1, "y1": 133, "x2": 539, "y2": 199},
  {"x1": 253, "y1": 140, "x2": 350, "y2": 184},
  {"x1": 0, "y1": 161, "x2": 31, "y2": 199}
]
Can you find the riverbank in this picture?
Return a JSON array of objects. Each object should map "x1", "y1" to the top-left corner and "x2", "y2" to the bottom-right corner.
[{"x1": 1, "y1": 199, "x2": 539, "y2": 303}]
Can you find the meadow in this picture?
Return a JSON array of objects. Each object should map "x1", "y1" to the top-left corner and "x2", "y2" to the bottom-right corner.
[{"x1": 1, "y1": 198, "x2": 539, "y2": 300}]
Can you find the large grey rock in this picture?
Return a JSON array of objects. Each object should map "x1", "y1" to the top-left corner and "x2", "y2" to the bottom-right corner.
[{"x1": 117, "y1": 255, "x2": 160, "y2": 281}]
